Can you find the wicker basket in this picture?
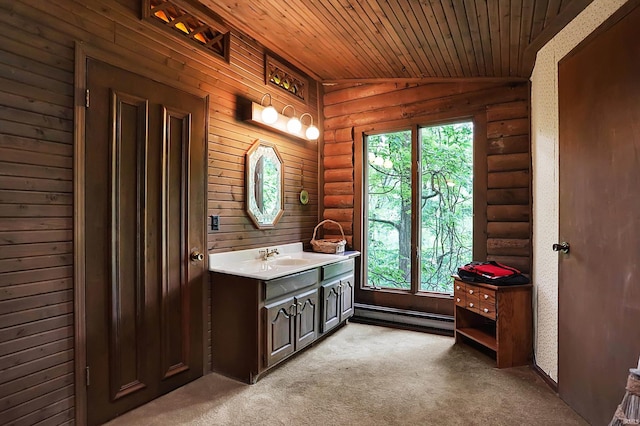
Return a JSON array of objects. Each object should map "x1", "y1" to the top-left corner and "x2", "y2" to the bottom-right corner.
[{"x1": 310, "y1": 219, "x2": 346, "y2": 254}]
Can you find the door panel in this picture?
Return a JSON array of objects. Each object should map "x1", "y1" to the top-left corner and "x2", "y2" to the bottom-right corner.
[
  {"x1": 265, "y1": 297, "x2": 295, "y2": 367},
  {"x1": 558, "y1": 5, "x2": 640, "y2": 425},
  {"x1": 161, "y1": 108, "x2": 191, "y2": 379},
  {"x1": 321, "y1": 281, "x2": 340, "y2": 332},
  {"x1": 109, "y1": 92, "x2": 148, "y2": 401},
  {"x1": 295, "y1": 288, "x2": 318, "y2": 350},
  {"x1": 85, "y1": 59, "x2": 206, "y2": 425},
  {"x1": 340, "y1": 275, "x2": 355, "y2": 319}
]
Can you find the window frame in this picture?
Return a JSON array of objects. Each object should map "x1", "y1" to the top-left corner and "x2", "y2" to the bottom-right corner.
[{"x1": 353, "y1": 115, "x2": 487, "y2": 316}]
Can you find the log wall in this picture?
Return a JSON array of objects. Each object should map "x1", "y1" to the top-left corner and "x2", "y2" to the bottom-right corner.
[
  {"x1": 485, "y1": 100, "x2": 532, "y2": 272},
  {"x1": 322, "y1": 81, "x2": 531, "y2": 275},
  {"x1": 0, "y1": 0, "x2": 319, "y2": 424}
]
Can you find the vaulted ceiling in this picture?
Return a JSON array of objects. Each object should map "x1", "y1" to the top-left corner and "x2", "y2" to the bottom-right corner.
[{"x1": 197, "y1": 0, "x2": 594, "y2": 81}]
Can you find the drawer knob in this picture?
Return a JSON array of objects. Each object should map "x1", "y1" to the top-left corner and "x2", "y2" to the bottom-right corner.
[
  {"x1": 469, "y1": 303, "x2": 474, "y2": 308},
  {"x1": 456, "y1": 285, "x2": 460, "y2": 290},
  {"x1": 468, "y1": 289, "x2": 474, "y2": 294},
  {"x1": 484, "y1": 294, "x2": 489, "y2": 299},
  {"x1": 456, "y1": 298, "x2": 461, "y2": 302},
  {"x1": 484, "y1": 308, "x2": 489, "y2": 313}
]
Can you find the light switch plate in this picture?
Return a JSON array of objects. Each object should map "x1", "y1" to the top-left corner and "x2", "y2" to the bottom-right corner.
[{"x1": 210, "y1": 215, "x2": 220, "y2": 231}]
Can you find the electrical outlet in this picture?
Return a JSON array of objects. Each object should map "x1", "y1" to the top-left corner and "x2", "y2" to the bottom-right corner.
[{"x1": 210, "y1": 215, "x2": 220, "y2": 231}]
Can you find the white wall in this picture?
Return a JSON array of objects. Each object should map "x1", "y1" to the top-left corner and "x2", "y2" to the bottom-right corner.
[{"x1": 531, "y1": 0, "x2": 629, "y2": 382}]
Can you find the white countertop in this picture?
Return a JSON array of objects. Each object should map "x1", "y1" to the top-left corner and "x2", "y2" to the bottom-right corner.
[{"x1": 208, "y1": 242, "x2": 358, "y2": 280}]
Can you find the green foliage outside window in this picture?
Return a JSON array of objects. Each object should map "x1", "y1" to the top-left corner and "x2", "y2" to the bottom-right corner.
[{"x1": 367, "y1": 123, "x2": 473, "y2": 293}]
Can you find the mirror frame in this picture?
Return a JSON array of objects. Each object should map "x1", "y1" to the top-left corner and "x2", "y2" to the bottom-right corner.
[{"x1": 245, "y1": 139, "x2": 285, "y2": 229}]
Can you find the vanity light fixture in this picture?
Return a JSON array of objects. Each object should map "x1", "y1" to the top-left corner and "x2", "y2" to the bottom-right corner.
[
  {"x1": 245, "y1": 94, "x2": 319, "y2": 142},
  {"x1": 282, "y1": 105, "x2": 302, "y2": 135},
  {"x1": 300, "y1": 113, "x2": 320, "y2": 140},
  {"x1": 260, "y1": 93, "x2": 278, "y2": 124}
]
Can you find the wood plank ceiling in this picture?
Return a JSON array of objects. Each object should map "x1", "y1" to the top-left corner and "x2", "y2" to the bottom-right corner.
[{"x1": 196, "y1": 0, "x2": 594, "y2": 81}]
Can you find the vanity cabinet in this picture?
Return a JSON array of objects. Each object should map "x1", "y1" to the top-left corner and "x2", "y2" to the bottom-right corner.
[
  {"x1": 265, "y1": 287, "x2": 318, "y2": 367},
  {"x1": 211, "y1": 261, "x2": 355, "y2": 384},
  {"x1": 320, "y1": 259, "x2": 355, "y2": 333},
  {"x1": 453, "y1": 278, "x2": 532, "y2": 368}
]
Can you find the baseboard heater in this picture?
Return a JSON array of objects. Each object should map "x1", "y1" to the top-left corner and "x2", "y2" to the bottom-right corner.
[{"x1": 352, "y1": 303, "x2": 454, "y2": 335}]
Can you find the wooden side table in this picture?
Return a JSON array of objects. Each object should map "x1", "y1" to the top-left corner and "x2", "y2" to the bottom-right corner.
[{"x1": 453, "y1": 277, "x2": 532, "y2": 368}]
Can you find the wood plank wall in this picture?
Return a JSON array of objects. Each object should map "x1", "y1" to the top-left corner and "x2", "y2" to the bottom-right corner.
[
  {"x1": 0, "y1": 0, "x2": 319, "y2": 424},
  {"x1": 321, "y1": 81, "x2": 531, "y2": 274}
]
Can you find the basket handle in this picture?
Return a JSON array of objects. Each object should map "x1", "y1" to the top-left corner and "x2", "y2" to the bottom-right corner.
[{"x1": 312, "y1": 219, "x2": 345, "y2": 241}]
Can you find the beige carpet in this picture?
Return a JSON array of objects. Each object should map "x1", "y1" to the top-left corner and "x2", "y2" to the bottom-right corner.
[{"x1": 106, "y1": 323, "x2": 587, "y2": 425}]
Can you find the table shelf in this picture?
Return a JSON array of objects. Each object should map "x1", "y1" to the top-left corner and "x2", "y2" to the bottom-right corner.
[{"x1": 456, "y1": 327, "x2": 497, "y2": 351}]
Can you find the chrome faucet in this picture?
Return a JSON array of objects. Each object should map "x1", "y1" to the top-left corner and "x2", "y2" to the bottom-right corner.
[{"x1": 259, "y1": 248, "x2": 279, "y2": 260}]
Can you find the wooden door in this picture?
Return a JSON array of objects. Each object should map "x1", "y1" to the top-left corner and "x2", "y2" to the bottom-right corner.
[
  {"x1": 340, "y1": 275, "x2": 355, "y2": 320},
  {"x1": 558, "y1": 5, "x2": 640, "y2": 425},
  {"x1": 265, "y1": 297, "x2": 295, "y2": 367},
  {"x1": 321, "y1": 281, "x2": 341, "y2": 332},
  {"x1": 295, "y1": 288, "x2": 318, "y2": 350},
  {"x1": 84, "y1": 59, "x2": 206, "y2": 426}
]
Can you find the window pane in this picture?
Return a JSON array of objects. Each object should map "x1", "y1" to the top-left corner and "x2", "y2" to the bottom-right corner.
[
  {"x1": 419, "y1": 123, "x2": 473, "y2": 293},
  {"x1": 366, "y1": 131, "x2": 412, "y2": 290}
]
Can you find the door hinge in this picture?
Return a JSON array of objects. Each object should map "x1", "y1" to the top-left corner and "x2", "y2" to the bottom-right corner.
[
  {"x1": 85, "y1": 89, "x2": 90, "y2": 108},
  {"x1": 86, "y1": 366, "x2": 90, "y2": 387}
]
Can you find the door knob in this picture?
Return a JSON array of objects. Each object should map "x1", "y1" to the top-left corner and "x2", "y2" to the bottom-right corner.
[
  {"x1": 190, "y1": 251, "x2": 204, "y2": 262},
  {"x1": 552, "y1": 242, "x2": 570, "y2": 254}
]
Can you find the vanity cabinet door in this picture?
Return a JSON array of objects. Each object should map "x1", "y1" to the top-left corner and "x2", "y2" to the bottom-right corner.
[
  {"x1": 340, "y1": 274, "x2": 355, "y2": 320},
  {"x1": 265, "y1": 296, "x2": 296, "y2": 367},
  {"x1": 265, "y1": 288, "x2": 319, "y2": 367},
  {"x1": 295, "y1": 288, "x2": 319, "y2": 351},
  {"x1": 321, "y1": 281, "x2": 341, "y2": 333}
]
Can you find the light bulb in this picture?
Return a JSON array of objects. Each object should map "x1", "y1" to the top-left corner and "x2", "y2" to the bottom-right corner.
[
  {"x1": 306, "y1": 125, "x2": 320, "y2": 140},
  {"x1": 261, "y1": 105, "x2": 278, "y2": 124},
  {"x1": 287, "y1": 117, "x2": 302, "y2": 134},
  {"x1": 299, "y1": 113, "x2": 319, "y2": 140},
  {"x1": 368, "y1": 152, "x2": 376, "y2": 162},
  {"x1": 281, "y1": 105, "x2": 300, "y2": 134},
  {"x1": 260, "y1": 94, "x2": 278, "y2": 124},
  {"x1": 374, "y1": 156, "x2": 384, "y2": 166},
  {"x1": 383, "y1": 159, "x2": 393, "y2": 169}
]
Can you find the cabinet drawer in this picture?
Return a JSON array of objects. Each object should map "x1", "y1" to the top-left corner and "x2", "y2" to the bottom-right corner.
[
  {"x1": 454, "y1": 281, "x2": 466, "y2": 307},
  {"x1": 322, "y1": 259, "x2": 354, "y2": 281},
  {"x1": 265, "y1": 269, "x2": 318, "y2": 301},
  {"x1": 465, "y1": 284, "x2": 480, "y2": 313},
  {"x1": 478, "y1": 289, "x2": 496, "y2": 319}
]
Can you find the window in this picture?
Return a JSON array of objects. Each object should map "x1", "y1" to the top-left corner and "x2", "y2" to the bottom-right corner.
[
  {"x1": 365, "y1": 122, "x2": 474, "y2": 295},
  {"x1": 419, "y1": 124, "x2": 474, "y2": 292},
  {"x1": 366, "y1": 130, "x2": 412, "y2": 290}
]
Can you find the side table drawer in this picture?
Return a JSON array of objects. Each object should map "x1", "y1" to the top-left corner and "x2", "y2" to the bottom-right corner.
[
  {"x1": 478, "y1": 289, "x2": 496, "y2": 319},
  {"x1": 465, "y1": 284, "x2": 480, "y2": 313},
  {"x1": 454, "y1": 281, "x2": 466, "y2": 307}
]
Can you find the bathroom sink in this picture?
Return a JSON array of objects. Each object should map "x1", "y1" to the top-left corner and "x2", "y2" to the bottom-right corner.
[
  {"x1": 209, "y1": 242, "x2": 353, "y2": 280},
  {"x1": 271, "y1": 257, "x2": 313, "y2": 266}
]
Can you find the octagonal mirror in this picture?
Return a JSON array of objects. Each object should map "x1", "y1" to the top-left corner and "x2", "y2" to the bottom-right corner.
[{"x1": 246, "y1": 140, "x2": 284, "y2": 229}]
